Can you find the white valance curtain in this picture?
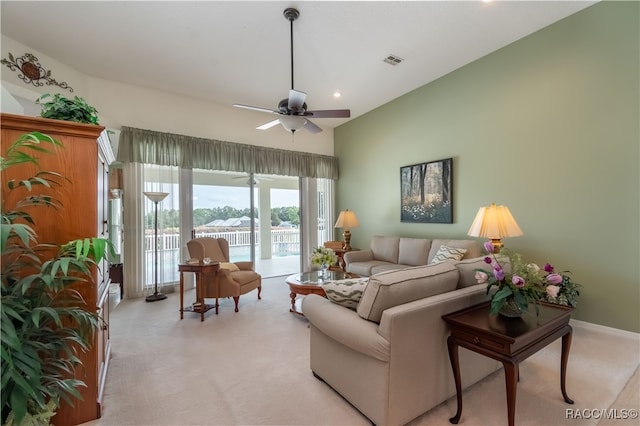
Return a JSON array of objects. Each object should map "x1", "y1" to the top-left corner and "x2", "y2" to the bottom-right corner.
[{"x1": 118, "y1": 126, "x2": 339, "y2": 179}]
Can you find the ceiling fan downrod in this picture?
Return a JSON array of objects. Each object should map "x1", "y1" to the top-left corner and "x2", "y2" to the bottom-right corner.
[{"x1": 284, "y1": 8, "x2": 299, "y2": 91}]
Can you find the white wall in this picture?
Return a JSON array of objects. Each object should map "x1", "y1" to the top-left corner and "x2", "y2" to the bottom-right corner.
[
  {"x1": 1, "y1": 85, "x2": 23, "y2": 114},
  {"x1": 1, "y1": 35, "x2": 335, "y2": 156}
]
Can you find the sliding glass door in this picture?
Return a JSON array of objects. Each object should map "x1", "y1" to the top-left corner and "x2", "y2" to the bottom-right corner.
[
  {"x1": 142, "y1": 165, "x2": 180, "y2": 293},
  {"x1": 191, "y1": 170, "x2": 300, "y2": 277},
  {"x1": 136, "y1": 166, "x2": 332, "y2": 297},
  {"x1": 260, "y1": 185, "x2": 300, "y2": 277},
  {"x1": 192, "y1": 170, "x2": 255, "y2": 262}
]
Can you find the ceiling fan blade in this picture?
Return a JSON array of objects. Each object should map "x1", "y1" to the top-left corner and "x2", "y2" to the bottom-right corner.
[
  {"x1": 305, "y1": 109, "x2": 351, "y2": 118},
  {"x1": 234, "y1": 104, "x2": 281, "y2": 115},
  {"x1": 303, "y1": 119, "x2": 323, "y2": 134},
  {"x1": 288, "y1": 89, "x2": 306, "y2": 112},
  {"x1": 257, "y1": 119, "x2": 281, "y2": 130},
  {"x1": 231, "y1": 173, "x2": 274, "y2": 185}
]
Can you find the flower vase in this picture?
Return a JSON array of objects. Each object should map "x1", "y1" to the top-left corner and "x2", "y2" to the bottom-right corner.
[
  {"x1": 499, "y1": 297, "x2": 523, "y2": 318},
  {"x1": 320, "y1": 263, "x2": 329, "y2": 277}
]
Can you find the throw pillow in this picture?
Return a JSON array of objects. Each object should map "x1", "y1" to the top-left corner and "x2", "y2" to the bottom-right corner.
[
  {"x1": 219, "y1": 262, "x2": 240, "y2": 271},
  {"x1": 430, "y1": 245, "x2": 467, "y2": 265},
  {"x1": 321, "y1": 278, "x2": 369, "y2": 310}
]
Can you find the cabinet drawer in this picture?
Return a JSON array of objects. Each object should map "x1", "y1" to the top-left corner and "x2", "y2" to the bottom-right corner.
[{"x1": 453, "y1": 329, "x2": 510, "y2": 355}]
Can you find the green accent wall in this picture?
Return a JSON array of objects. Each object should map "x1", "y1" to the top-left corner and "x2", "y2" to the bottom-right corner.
[{"x1": 335, "y1": 2, "x2": 639, "y2": 332}]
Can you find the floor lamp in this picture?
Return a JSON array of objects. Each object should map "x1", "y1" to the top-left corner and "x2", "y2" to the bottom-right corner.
[{"x1": 144, "y1": 191, "x2": 169, "y2": 302}]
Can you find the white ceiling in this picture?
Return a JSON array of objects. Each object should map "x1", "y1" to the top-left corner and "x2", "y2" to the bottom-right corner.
[{"x1": 1, "y1": 1, "x2": 596, "y2": 130}]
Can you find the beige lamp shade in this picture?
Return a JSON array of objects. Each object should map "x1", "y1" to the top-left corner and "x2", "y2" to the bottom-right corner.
[
  {"x1": 467, "y1": 203, "x2": 522, "y2": 251},
  {"x1": 334, "y1": 209, "x2": 360, "y2": 230},
  {"x1": 334, "y1": 210, "x2": 360, "y2": 251}
]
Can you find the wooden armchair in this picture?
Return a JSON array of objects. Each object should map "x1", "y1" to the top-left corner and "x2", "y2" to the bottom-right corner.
[{"x1": 186, "y1": 237, "x2": 261, "y2": 312}]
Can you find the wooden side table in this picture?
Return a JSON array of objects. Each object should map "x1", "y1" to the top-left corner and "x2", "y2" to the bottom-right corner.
[
  {"x1": 178, "y1": 262, "x2": 220, "y2": 321},
  {"x1": 334, "y1": 247, "x2": 358, "y2": 271},
  {"x1": 442, "y1": 302, "x2": 574, "y2": 426}
]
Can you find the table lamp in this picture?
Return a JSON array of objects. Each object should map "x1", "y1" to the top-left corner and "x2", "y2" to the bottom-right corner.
[
  {"x1": 467, "y1": 203, "x2": 522, "y2": 253},
  {"x1": 334, "y1": 209, "x2": 360, "y2": 251}
]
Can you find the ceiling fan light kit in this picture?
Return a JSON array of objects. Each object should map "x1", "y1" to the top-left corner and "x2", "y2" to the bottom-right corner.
[
  {"x1": 233, "y1": 7, "x2": 350, "y2": 135},
  {"x1": 279, "y1": 115, "x2": 307, "y2": 132}
]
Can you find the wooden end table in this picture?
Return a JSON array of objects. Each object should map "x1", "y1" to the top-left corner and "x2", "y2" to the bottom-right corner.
[
  {"x1": 286, "y1": 270, "x2": 359, "y2": 315},
  {"x1": 178, "y1": 262, "x2": 220, "y2": 321},
  {"x1": 334, "y1": 247, "x2": 358, "y2": 271},
  {"x1": 442, "y1": 302, "x2": 574, "y2": 426}
]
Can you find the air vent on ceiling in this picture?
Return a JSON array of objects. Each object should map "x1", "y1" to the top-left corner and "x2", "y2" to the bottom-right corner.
[{"x1": 383, "y1": 54, "x2": 403, "y2": 66}]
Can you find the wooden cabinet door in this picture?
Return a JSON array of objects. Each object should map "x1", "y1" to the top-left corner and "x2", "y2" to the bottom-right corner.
[{"x1": 1, "y1": 113, "x2": 112, "y2": 425}]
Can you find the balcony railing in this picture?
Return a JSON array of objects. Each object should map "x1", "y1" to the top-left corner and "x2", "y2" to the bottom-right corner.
[
  {"x1": 144, "y1": 229, "x2": 300, "y2": 285},
  {"x1": 145, "y1": 229, "x2": 300, "y2": 255}
]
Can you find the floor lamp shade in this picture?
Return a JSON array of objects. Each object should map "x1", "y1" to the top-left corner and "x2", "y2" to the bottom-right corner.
[
  {"x1": 334, "y1": 209, "x2": 360, "y2": 251},
  {"x1": 467, "y1": 203, "x2": 522, "y2": 252},
  {"x1": 144, "y1": 191, "x2": 169, "y2": 302}
]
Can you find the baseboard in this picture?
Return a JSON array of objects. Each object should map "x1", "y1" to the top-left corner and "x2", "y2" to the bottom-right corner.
[{"x1": 570, "y1": 318, "x2": 640, "y2": 339}]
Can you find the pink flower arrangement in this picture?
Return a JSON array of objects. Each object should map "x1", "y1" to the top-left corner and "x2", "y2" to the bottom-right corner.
[
  {"x1": 476, "y1": 241, "x2": 581, "y2": 316},
  {"x1": 541, "y1": 261, "x2": 581, "y2": 307}
]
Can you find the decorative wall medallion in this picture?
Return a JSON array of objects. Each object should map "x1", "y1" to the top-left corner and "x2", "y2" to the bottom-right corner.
[{"x1": 1, "y1": 52, "x2": 74, "y2": 92}]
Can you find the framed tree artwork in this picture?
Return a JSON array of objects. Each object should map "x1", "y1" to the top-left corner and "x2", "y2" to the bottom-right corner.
[{"x1": 400, "y1": 157, "x2": 453, "y2": 223}]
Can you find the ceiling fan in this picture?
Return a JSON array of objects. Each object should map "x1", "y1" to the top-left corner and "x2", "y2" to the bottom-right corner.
[
  {"x1": 231, "y1": 173, "x2": 273, "y2": 186},
  {"x1": 233, "y1": 8, "x2": 350, "y2": 134}
]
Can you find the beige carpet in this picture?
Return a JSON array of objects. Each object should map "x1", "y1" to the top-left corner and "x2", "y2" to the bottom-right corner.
[{"x1": 83, "y1": 277, "x2": 639, "y2": 426}]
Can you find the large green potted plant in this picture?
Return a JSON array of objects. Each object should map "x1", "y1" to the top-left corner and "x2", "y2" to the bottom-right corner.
[{"x1": 1, "y1": 132, "x2": 111, "y2": 425}]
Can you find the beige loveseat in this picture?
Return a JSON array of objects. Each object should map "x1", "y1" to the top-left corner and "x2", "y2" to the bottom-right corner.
[
  {"x1": 302, "y1": 259, "x2": 500, "y2": 426},
  {"x1": 344, "y1": 235, "x2": 483, "y2": 276}
]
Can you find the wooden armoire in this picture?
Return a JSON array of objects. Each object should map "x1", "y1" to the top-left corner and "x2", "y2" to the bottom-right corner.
[{"x1": 1, "y1": 113, "x2": 114, "y2": 425}]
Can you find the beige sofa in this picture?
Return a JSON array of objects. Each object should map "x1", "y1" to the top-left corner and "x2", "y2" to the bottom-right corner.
[
  {"x1": 344, "y1": 235, "x2": 483, "y2": 276},
  {"x1": 302, "y1": 259, "x2": 500, "y2": 426}
]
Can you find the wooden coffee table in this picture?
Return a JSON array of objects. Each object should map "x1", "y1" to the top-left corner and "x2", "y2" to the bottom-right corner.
[
  {"x1": 286, "y1": 270, "x2": 359, "y2": 315},
  {"x1": 442, "y1": 302, "x2": 574, "y2": 426}
]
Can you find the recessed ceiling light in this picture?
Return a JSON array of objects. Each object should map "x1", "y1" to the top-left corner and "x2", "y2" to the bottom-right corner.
[{"x1": 333, "y1": 91, "x2": 342, "y2": 98}]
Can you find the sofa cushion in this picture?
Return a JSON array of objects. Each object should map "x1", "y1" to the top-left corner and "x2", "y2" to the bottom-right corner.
[
  {"x1": 321, "y1": 278, "x2": 370, "y2": 310},
  {"x1": 356, "y1": 263, "x2": 459, "y2": 323},
  {"x1": 398, "y1": 238, "x2": 432, "y2": 266},
  {"x1": 370, "y1": 236, "x2": 400, "y2": 264},
  {"x1": 428, "y1": 239, "x2": 482, "y2": 263},
  {"x1": 430, "y1": 245, "x2": 467, "y2": 265},
  {"x1": 347, "y1": 260, "x2": 391, "y2": 277},
  {"x1": 370, "y1": 263, "x2": 410, "y2": 275}
]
